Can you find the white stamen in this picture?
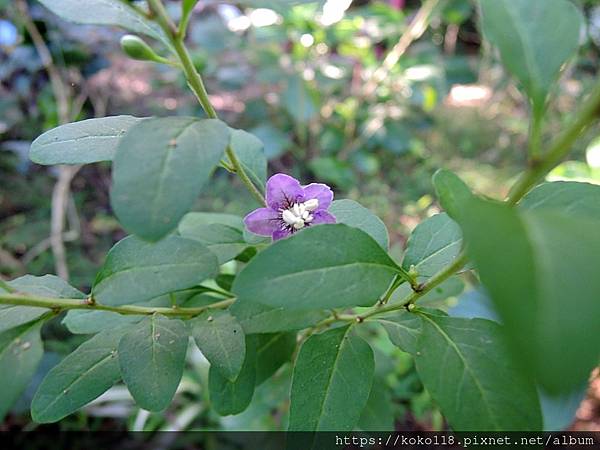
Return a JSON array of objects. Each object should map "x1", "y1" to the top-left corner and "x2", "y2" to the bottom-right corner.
[
  {"x1": 281, "y1": 199, "x2": 320, "y2": 230},
  {"x1": 304, "y1": 198, "x2": 319, "y2": 211},
  {"x1": 282, "y1": 209, "x2": 299, "y2": 225}
]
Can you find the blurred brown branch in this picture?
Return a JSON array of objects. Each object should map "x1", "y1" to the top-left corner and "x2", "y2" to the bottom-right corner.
[{"x1": 15, "y1": 0, "x2": 82, "y2": 281}]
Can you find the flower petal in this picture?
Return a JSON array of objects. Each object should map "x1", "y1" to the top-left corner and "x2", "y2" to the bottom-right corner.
[
  {"x1": 266, "y1": 173, "x2": 303, "y2": 210},
  {"x1": 272, "y1": 228, "x2": 292, "y2": 241},
  {"x1": 302, "y1": 183, "x2": 334, "y2": 210},
  {"x1": 310, "y1": 210, "x2": 336, "y2": 225},
  {"x1": 244, "y1": 208, "x2": 280, "y2": 236}
]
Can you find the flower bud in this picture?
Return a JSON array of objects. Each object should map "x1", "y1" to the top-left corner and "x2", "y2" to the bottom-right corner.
[{"x1": 120, "y1": 35, "x2": 162, "y2": 62}]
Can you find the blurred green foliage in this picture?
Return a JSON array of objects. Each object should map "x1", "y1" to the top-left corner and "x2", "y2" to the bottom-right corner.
[{"x1": 1, "y1": 0, "x2": 600, "y2": 431}]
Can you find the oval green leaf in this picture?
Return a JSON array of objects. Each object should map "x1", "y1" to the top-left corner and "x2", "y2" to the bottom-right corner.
[
  {"x1": 432, "y1": 169, "x2": 473, "y2": 221},
  {"x1": 402, "y1": 213, "x2": 463, "y2": 278},
  {"x1": 288, "y1": 325, "x2": 374, "y2": 431},
  {"x1": 29, "y1": 116, "x2": 143, "y2": 165},
  {"x1": 479, "y1": 0, "x2": 583, "y2": 109},
  {"x1": 378, "y1": 311, "x2": 422, "y2": 355},
  {"x1": 111, "y1": 117, "x2": 229, "y2": 241},
  {"x1": 38, "y1": 0, "x2": 165, "y2": 42},
  {"x1": 232, "y1": 224, "x2": 398, "y2": 310},
  {"x1": 92, "y1": 235, "x2": 218, "y2": 306},
  {"x1": 31, "y1": 328, "x2": 126, "y2": 423},
  {"x1": 254, "y1": 332, "x2": 296, "y2": 386},
  {"x1": 458, "y1": 197, "x2": 600, "y2": 392},
  {"x1": 208, "y1": 337, "x2": 256, "y2": 416},
  {"x1": 178, "y1": 212, "x2": 247, "y2": 264},
  {"x1": 229, "y1": 301, "x2": 327, "y2": 334},
  {"x1": 190, "y1": 310, "x2": 246, "y2": 382},
  {"x1": 329, "y1": 199, "x2": 389, "y2": 249},
  {"x1": 519, "y1": 181, "x2": 600, "y2": 220},
  {"x1": 415, "y1": 313, "x2": 542, "y2": 431},
  {"x1": 118, "y1": 314, "x2": 188, "y2": 411},
  {"x1": 0, "y1": 321, "x2": 44, "y2": 420}
]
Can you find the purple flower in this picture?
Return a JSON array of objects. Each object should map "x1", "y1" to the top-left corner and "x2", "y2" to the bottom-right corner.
[{"x1": 244, "y1": 173, "x2": 336, "y2": 240}]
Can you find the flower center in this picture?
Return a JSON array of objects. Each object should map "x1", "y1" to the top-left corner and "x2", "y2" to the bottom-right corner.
[{"x1": 280, "y1": 199, "x2": 319, "y2": 230}]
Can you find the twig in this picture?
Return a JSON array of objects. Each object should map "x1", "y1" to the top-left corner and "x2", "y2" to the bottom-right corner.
[
  {"x1": 50, "y1": 165, "x2": 81, "y2": 279},
  {"x1": 16, "y1": 0, "x2": 82, "y2": 280},
  {"x1": 145, "y1": 0, "x2": 266, "y2": 205},
  {"x1": 363, "y1": 0, "x2": 442, "y2": 97},
  {"x1": 0, "y1": 293, "x2": 235, "y2": 318}
]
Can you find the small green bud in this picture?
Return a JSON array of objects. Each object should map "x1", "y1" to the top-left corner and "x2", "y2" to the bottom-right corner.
[
  {"x1": 120, "y1": 35, "x2": 163, "y2": 63},
  {"x1": 408, "y1": 264, "x2": 418, "y2": 279}
]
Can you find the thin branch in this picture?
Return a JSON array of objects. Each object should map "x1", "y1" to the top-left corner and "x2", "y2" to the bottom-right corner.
[
  {"x1": 50, "y1": 165, "x2": 81, "y2": 279},
  {"x1": 363, "y1": 0, "x2": 442, "y2": 97},
  {"x1": 16, "y1": 0, "x2": 82, "y2": 280},
  {"x1": 0, "y1": 293, "x2": 235, "y2": 318},
  {"x1": 146, "y1": 0, "x2": 265, "y2": 205}
]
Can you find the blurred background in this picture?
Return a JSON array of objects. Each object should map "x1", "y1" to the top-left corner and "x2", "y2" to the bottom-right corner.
[{"x1": 1, "y1": 0, "x2": 600, "y2": 433}]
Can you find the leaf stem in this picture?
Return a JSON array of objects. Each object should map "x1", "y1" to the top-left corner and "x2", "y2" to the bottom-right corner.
[
  {"x1": 361, "y1": 252, "x2": 468, "y2": 321},
  {"x1": 528, "y1": 104, "x2": 544, "y2": 160},
  {"x1": 508, "y1": 78, "x2": 600, "y2": 204},
  {"x1": 395, "y1": 267, "x2": 419, "y2": 292},
  {"x1": 146, "y1": 0, "x2": 265, "y2": 205},
  {"x1": 0, "y1": 293, "x2": 234, "y2": 318}
]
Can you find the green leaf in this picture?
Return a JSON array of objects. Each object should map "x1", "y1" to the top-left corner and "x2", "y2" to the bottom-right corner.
[
  {"x1": 31, "y1": 328, "x2": 126, "y2": 423},
  {"x1": 378, "y1": 311, "x2": 421, "y2": 355},
  {"x1": 329, "y1": 199, "x2": 389, "y2": 249},
  {"x1": 62, "y1": 310, "x2": 140, "y2": 335},
  {"x1": 183, "y1": 0, "x2": 199, "y2": 16},
  {"x1": 415, "y1": 313, "x2": 542, "y2": 431},
  {"x1": 233, "y1": 225, "x2": 398, "y2": 310},
  {"x1": 254, "y1": 333, "x2": 296, "y2": 385},
  {"x1": 402, "y1": 213, "x2": 463, "y2": 278},
  {"x1": 118, "y1": 314, "x2": 188, "y2": 411},
  {"x1": 249, "y1": 124, "x2": 291, "y2": 160},
  {"x1": 178, "y1": 212, "x2": 247, "y2": 264},
  {"x1": 357, "y1": 379, "x2": 394, "y2": 432},
  {"x1": 288, "y1": 325, "x2": 374, "y2": 431},
  {"x1": 209, "y1": 337, "x2": 256, "y2": 415},
  {"x1": 9, "y1": 274, "x2": 85, "y2": 298},
  {"x1": 179, "y1": 212, "x2": 243, "y2": 230},
  {"x1": 478, "y1": 0, "x2": 583, "y2": 110},
  {"x1": 308, "y1": 157, "x2": 355, "y2": 191},
  {"x1": 458, "y1": 198, "x2": 600, "y2": 392},
  {"x1": 63, "y1": 292, "x2": 185, "y2": 334},
  {"x1": 281, "y1": 75, "x2": 318, "y2": 123},
  {"x1": 190, "y1": 310, "x2": 245, "y2": 382},
  {"x1": 29, "y1": 116, "x2": 143, "y2": 165},
  {"x1": 229, "y1": 129, "x2": 267, "y2": 193},
  {"x1": 432, "y1": 169, "x2": 473, "y2": 221},
  {"x1": 92, "y1": 235, "x2": 218, "y2": 306},
  {"x1": 519, "y1": 181, "x2": 600, "y2": 220},
  {"x1": 111, "y1": 117, "x2": 229, "y2": 241},
  {"x1": 1, "y1": 275, "x2": 85, "y2": 333},
  {"x1": 38, "y1": 0, "x2": 165, "y2": 42},
  {"x1": 230, "y1": 301, "x2": 327, "y2": 334},
  {"x1": 0, "y1": 321, "x2": 44, "y2": 420}
]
